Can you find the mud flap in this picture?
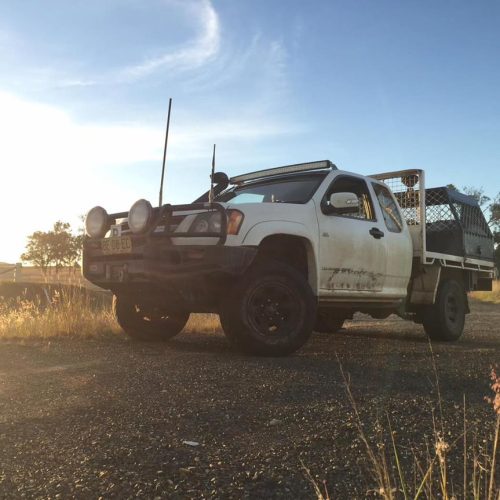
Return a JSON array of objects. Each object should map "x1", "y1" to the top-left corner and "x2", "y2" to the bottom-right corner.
[{"x1": 410, "y1": 265, "x2": 441, "y2": 305}]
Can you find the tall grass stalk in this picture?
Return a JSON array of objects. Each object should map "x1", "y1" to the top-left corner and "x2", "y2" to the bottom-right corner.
[
  {"x1": 304, "y1": 353, "x2": 499, "y2": 499},
  {"x1": 336, "y1": 354, "x2": 395, "y2": 498}
]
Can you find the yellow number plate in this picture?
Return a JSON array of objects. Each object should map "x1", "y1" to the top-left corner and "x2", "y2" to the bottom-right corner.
[{"x1": 101, "y1": 237, "x2": 132, "y2": 255}]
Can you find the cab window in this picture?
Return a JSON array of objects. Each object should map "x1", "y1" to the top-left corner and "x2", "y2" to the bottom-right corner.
[
  {"x1": 372, "y1": 183, "x2": 404, "y2": 233},
  {"x1": 322, "y1": 176, "x2": 376, "y2": 220}
]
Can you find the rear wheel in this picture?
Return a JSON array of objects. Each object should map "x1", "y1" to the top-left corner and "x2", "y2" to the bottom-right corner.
[
  {"x1": 113, "y1": 295, "x2": 190, "y2": 341},
  {"x1": 422, "y1": 280, "x2": 466, "y2": 341},
  {"x1": 315, "y1": 310, "x2": 345, "y2": 333},
  {"x1": 220, "y1": 261, "x2": 316, "y2": 356}
]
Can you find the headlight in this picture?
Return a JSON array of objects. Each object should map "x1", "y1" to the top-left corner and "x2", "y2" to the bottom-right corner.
[
  {"x1": 189, "y1": 210, "x2": 243, "y2": 235},
  {"x1": 85, "y1": 206, "x2": 109, "y2": 238},
  {"x1": 209, "y1": 212, "x2": 222, "y2": 232},
  {"x1": 192, "y1": 217, "x2": 210, "y2": 233},
  {"x1": 128, "y1": 199, "x2": 153, "y2": 234},
  {"x1": 190, "y1": 212, "x2": 221, "y2": 234}
]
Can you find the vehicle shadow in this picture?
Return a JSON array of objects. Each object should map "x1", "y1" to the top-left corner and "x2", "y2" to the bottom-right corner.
[
  {"x1": 126, "y1": 323, "x2": 498, "y2": 358},
  {"x1": 333, "y1": 325, "x2": 500, "y2": 351},
  {"x1": 128, "y1": 332, "x2": 238, "y2": 357},
  {"x1": 333, "y1": 326, "x2": 428, "y2": 344}
]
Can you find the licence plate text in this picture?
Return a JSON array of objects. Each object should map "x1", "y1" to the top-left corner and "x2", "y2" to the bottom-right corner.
[{"x1": 101, "y1": 237, "x2": 132, "y2": 255}]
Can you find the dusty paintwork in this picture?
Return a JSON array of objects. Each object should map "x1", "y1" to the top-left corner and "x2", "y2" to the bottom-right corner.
[{"x1": 323, "y1": 267, "x2": 385, "y2": 291}]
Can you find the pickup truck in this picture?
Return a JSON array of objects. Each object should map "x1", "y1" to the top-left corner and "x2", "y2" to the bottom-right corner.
[{"x1": 82, "y1": 160, "x2": 495, "y2": 355}]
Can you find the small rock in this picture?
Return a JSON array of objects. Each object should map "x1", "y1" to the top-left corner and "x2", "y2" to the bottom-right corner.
[
  {"x1": 182, "y1": 440, "x2": 200, "y2": 447},
  {"x1": 269, "y1": 419, "x2": 282, "y2": 426}
]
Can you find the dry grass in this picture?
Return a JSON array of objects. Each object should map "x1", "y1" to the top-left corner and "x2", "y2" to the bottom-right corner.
[
  {"x1": 472, "y1": 280, "x2": 500, "y2": 304},
  {"x1": 184, "y1": 313, "x2": 222, "y2": 335},
  {"x1": 0, "y1": 287, "x2": 120, "y2": 339},
  {"x1": 304, "y1": 350, "x2": 500, "y2": 499},
  {"x1": 0, "y1": 283, "x2": 221, "y2": 340}
]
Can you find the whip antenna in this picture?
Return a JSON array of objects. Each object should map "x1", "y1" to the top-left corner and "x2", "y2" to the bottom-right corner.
[
  {"x1": 208, "y1": 143, "x2": 216, "y2": 203},
  {"x1": 159, "y1": 97, "x2": 172, "y2": 207}
]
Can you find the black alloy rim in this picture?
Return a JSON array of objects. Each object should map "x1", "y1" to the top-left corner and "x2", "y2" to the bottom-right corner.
[
  {"x1": 134, "y1": 305, "x2": 177, "y2": 323},
  {"x1": 246, "y1": 282, "x2": 301, "y2": 338}
]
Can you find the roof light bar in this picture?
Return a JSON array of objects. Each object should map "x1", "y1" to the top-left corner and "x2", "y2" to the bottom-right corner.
[{"x1": 230, "y1": 160, "x2": 336, "y2": 184}]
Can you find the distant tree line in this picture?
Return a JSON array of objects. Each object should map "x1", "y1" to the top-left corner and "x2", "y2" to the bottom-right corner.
[{"x1": 21, "y1": 221, "x2": 83, "y2": 275}]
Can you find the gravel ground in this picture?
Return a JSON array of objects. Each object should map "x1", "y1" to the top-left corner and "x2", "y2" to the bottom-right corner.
[{"x1": 0, "y1": 301, "x2": 499, "y2": 498}]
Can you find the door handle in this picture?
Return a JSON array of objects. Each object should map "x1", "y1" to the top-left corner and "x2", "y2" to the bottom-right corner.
[{"x1": 369, "y1": 227, "x2": 384, "y2": 239}]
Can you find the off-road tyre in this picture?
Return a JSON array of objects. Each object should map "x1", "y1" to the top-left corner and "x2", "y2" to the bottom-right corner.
[
  {"x1": 219, "y1": 260, "x2": 316, "y2": 356},
  {"x1": 113, "y1": 295, "x2": 190, "y2": 341},
  {"x1": 314, "y1": 310, "x2": 345, "y2": 333},
  {"x1": 422, "y1": 280, "x2": 466, "y2": 341}
]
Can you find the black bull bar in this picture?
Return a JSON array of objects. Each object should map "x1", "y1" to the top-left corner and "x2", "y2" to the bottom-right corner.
[
  {"x1": 82, "y1": 203, "x2": 256, "y2": 292},
  {"x1": 109, "y1": 202, "x2": 228, "y2": 244}
]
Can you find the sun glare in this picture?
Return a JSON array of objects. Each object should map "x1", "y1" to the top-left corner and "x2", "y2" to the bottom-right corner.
[{"x1": 0, "y1": 91, "x2": 163, "y2": 262}]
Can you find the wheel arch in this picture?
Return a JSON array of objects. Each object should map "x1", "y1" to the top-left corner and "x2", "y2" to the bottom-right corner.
[
  {"x1": 242, "y1": 223, "x2": 318, "y2": 293},
  {"x1": 409, "y1": 263, "x2": 470, "y2": 313}
]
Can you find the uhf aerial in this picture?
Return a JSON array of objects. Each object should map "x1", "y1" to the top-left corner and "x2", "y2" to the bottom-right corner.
[
  {"x1": 208, "y1": 144, "x2": 216, "y2": 203},
  {"x1": 158, "y1": 99, "x2": 220, "y2": 206},
  {"x1": 158, "y1": 98, "x2": 173, "y2": 207}
]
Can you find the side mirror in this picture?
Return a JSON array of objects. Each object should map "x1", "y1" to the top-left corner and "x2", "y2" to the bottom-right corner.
[{"x1": 329, "y1": 192, "x2": 360, "y2": 214}]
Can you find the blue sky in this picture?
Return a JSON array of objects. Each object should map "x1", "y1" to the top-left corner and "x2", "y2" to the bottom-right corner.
[{"x1": 0, "y1": 0, "x2": 499, "y2": 261}]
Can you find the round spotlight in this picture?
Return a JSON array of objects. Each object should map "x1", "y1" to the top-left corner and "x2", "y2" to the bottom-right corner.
[
  {"x1": 128, "y1": 199, "x2": 153, "y2": 234},
  {"x1": 85, "y1": 206, "x2": 109, "y2": 238}
]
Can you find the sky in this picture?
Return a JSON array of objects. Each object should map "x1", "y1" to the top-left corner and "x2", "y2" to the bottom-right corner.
[{"x1": 0, "y1": 0, "x2": 499, "y2": 262}]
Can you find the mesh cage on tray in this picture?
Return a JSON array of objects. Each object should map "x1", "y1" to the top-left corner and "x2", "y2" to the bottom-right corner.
[
  {"x1": 425, "y1": 189, "x2": 456, "y2": 231},
  {"x1": 376, "y1": 172, "x2": 422, "y2": 226}
]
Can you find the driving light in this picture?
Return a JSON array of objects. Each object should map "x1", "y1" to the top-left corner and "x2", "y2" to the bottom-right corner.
[
  {"x1": 128, "y1": 199, "x2": 153, "y2": 234},
  {"x1": 85, "y1": 206, "x2": 109, "y2": 238}
]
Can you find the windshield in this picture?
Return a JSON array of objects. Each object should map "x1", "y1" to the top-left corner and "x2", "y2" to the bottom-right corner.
[{"x1": 216, "y1": 173, "x2": 327, "y2": 205}]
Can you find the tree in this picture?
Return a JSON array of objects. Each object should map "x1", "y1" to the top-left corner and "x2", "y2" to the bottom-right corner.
[
  {"x1": 462, "y1": 187, "x2": 500, "y2": 231},
  {"x1": 21, "y1": 221, "x2": 82, "y2": 274},
  {"x1": 50, "y1": 221, "x2": 81, "y2": 273},
  {"x1": 20, "y1": 231, "x2": 53, "y2": 275},
  {"x1": 495, "y1": 232, "x2": 500, "y2": 274}
]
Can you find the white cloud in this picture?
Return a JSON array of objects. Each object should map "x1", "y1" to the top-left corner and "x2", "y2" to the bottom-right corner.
[
  {"x1": 56, "y1": 0, "x2": 221, "y2": 87},
  {"x1": 119, "y1": 0, "x2": 220, "y2": 81}
]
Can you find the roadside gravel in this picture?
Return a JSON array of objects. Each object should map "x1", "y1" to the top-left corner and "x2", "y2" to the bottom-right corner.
[{"x1": 0, "y1": 301, "x2": 498, "y2": 498}]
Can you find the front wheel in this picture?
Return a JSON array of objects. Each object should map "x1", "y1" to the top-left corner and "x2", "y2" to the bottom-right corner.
[
  {"x1": 422, "y1": 280, "x2": 466, "y2": 341},
  {"x1": 220, "y1": 261, "x2": 316, "y2": 356},
  {"x1": 113, "y1": 295, "x2": 190, "y2": 341}
]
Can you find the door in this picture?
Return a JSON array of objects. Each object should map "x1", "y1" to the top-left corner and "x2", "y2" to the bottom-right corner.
[
  {"x1": 370, "y1": 181, "x2": 413, "y2": 297},
  {"x1": 318, "y1": 175, "x2": 388, "y2": 298}
]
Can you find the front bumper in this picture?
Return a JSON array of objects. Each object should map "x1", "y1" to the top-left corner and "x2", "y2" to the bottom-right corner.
[{"x1": 82, "y1": 235, "x2": 257, "y2": 290}]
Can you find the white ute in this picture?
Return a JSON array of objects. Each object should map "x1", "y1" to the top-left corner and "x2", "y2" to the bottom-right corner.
[{"x1": 83, "y1": 160, "x2": 496, "y2": 355}]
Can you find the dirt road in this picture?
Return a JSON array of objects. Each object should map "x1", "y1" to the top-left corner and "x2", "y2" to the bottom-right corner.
[{"x1": 0, "y1": 302, "x2": 498, "y2": 498}]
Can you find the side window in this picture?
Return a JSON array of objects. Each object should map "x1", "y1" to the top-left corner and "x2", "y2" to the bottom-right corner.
[
  {"x1": 323, "y1": 176, "x2": 376, "y2": 220},
  {"x1": 372, "y1": 183, "x2": 404, "y2": 233}
]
